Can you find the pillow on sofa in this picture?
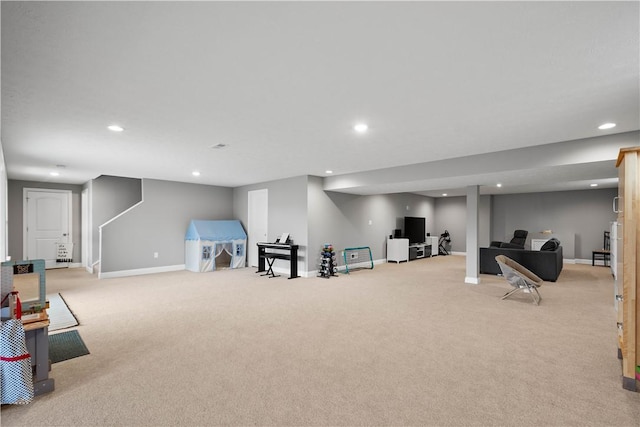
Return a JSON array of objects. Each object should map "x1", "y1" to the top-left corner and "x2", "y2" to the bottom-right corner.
[{"x1": 540, "y1": 238, "x2": 560, "y2": 251}]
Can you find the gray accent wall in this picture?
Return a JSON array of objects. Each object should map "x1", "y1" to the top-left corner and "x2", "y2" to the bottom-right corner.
[
  {"x1": 7, "y1": 171, "x2": 616, "y2": 276},
  {"x1": 89, "y1": 175, "x2": 143, "y2": 266},
  {"x1": 432, "y1": 188, "x2": 617, "y2": 259},
  {"x1": 491, "y1": 188, "x2": 617, "y2": 259},
  {"x1": 434, "y1": 196, "x2": 467, "y2": 253},
  {"x1": 7, "y1": 180, "x2": 83, "y2": 262},
  {"x1": 233, "y1": 176, "x2": 436, "y2": 275},
  {"x1": 100, "y1": 179, "x2": 233, "y2": 273},
  {"x1": 308, "y1": 177, "x2": 436, "y2": 268},
  {"x1": 233, "y1": 176, "x2": 309, "y2": 273},
  {"x1": 434, "y1": 195, "x2": 491, "y2": 253}
]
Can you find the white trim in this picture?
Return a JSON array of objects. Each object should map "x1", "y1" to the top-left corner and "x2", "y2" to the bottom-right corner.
[
  {"x1": 99, "y1": 264, "x2": 185, "y2": 279},
  {"x1": 465, "y1": 276, "x2": 481, "y2": 284}
]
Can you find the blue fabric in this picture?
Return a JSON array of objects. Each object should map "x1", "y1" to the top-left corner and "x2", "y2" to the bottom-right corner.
[{"x1": 185, "y1": 220, "x2": 247, "y2": 241}]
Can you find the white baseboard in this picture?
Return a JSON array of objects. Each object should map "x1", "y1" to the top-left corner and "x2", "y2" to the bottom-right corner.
[
  {"x1": 465, "y1": 276, "x2": 480, "y2": 284},
  {"x1": 99, "y1": 264, "x2": 185, "y2": 279}
]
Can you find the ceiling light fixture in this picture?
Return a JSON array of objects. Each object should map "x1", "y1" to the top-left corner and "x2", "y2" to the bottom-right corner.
[
  {"x1": 49, "y1": 171, "x2": 60, "y2": 177},
  {"x1": 192, "y1": 171, "x2": 201, "y2": 177},
  {"x1": 598, "y1": 122, "x2": 616, "y2": 130},
  {"x1": 108, "y1": 124, "x2": 124, "y2": 132},
  {"x1": 590, "y1": 183, "x2": 598, "y2": 187},
  {"x1": 496, "y1": 183, "x2": 502, "y2": 188},
  {"x1": 354, "y1": 123, "x2": 368, "y2": 133},
  {"x1": 325, "y1": 170, "x2": 333, "y2": 174},
  {"x1": 442, "y1": 193, "x2": 447, "y2": 197}
]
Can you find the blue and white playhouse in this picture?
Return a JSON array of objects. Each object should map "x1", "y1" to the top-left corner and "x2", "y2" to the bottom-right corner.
[{"x1": 185, "y1": 220, "x2": 247, "y2": 272}]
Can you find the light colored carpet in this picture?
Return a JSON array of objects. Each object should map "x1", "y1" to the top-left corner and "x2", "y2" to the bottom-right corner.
[
  {"x1": 2, "y1": 255, "x2": 639, "y2": 426},
  {"x1": 46, "y1": 293, "x2": 78, "y2": 332}
]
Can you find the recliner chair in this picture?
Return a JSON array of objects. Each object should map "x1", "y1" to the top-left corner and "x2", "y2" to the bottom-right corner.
[{"x1": 490, "y1": 230, "x2": 528, "y2": 249}]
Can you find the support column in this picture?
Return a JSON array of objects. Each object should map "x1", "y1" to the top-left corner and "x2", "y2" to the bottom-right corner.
[{"x1": 465, "y1": 185, "x2": 480, "y2": 284}]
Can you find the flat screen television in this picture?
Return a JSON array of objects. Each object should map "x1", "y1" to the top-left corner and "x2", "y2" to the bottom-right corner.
[{"x1": 404, "y1": 216, "x2": 425, "y2": 245}]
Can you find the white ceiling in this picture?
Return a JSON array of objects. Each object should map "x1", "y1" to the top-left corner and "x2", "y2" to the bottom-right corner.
[{"x1": 2, "y1": 1, "x2": 639, "y2": 196}]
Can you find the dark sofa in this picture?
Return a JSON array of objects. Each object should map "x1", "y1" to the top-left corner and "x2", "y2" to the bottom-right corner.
[{"x1": 479, "y1": 245, "x2": 563, "y2": 282}]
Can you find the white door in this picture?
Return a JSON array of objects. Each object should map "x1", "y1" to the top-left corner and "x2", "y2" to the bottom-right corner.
[
  {"x1": 248, "y1": 189, "x2": 268, "y2": 267},
  {"x1": 24, "y1": 189, "x2": 72, "y2": 269}
]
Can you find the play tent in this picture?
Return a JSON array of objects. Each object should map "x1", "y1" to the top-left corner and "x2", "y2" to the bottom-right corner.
[{"x1": 185, "y1": 220, "x2": 247, "y2": 272}]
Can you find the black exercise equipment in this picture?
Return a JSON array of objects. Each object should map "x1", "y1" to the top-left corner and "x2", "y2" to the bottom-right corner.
[{"x1": 438, "y1": 230, "x2": 451, "y2": 255}]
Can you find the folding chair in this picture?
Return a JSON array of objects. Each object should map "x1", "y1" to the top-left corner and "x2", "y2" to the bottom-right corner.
[{"x1": 495, "y1": 255, "x2": 543, "y2": 305}]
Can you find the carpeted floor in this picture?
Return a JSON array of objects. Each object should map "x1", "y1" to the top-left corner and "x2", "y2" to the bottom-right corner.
[{"x1": 1, "y1": 256, "x2": 639, "y2": 426}]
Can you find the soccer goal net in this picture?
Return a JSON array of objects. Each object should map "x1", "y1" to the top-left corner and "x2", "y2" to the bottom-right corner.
[{"x1": 343, "y1": 246, "x2": 374, "y2": 273}]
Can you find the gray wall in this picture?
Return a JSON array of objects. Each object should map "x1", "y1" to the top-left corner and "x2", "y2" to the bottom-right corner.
[
  {"x1": 434, "y1": 196, "x2": 466, "y2": 253},
  {"x1": 233, "y1": 175, "x2": 436, "y2": 274},
  {"x1": 233, "y1": 176, "x2": 309, "y2": 273},
  {"x1": 7, "y1": 180, "x2": 83, "y2": 262},
  {"x1": 308, "y1": 177, "x2": 436, "y2": 268},
  {"x1": 89, "y1": 175, "x2": 143, "y2": 265},
  {"x1": 100, "y1": 179, "x2": 233, "y2": 273},
  {"x1": 491, "y1": 188, "x2": 617, "y2": 259},
  {"x1": 434, "y1": 195, "x2": 491, "y2": 253},
  {"x1": 8, "y1": 171, "x2": 615, "y2": 275},
  {"x1": 432, "y1": 188, "x2": 617, "y2": 259}
]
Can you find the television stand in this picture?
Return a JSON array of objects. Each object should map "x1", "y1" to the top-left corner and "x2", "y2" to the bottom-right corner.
[{"x1": 409, "y1": 243, "x2": 429, "y2": 260}]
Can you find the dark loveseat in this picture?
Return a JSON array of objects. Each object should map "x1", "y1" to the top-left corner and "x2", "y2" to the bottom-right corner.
[{"x1": 479, "y1": 245, "x2": 563, "y2": 282}]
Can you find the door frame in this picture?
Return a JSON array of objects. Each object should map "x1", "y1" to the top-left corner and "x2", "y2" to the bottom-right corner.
[
  {"x1": 248, "y1": 188, "x2": 268, "y2": 268},
  {"x1": 82, "y1": 187, "x2": 90, "y2": 270},
  {"x1": 23, "y1": 188, "x2": 73, "y2": 263}
]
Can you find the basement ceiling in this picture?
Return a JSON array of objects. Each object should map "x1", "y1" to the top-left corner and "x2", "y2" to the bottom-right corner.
[{"x1": 1, "y1": 1, "x2": 639, "y2": 196}]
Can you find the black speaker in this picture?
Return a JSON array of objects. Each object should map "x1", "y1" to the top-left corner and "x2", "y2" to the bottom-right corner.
[{"x1": 393, "y1": 229, "x2": 402, "y2": 238}]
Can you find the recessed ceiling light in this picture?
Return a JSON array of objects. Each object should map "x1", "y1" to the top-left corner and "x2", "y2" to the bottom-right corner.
[
  {"x1": 590, "y1": 183, "x2": 598, "y2": 187},
  {"x1": 49, "y1": 171, "x2": 60, "y2": 177},
  {"x1": 354, "y1": 123, "x2": 368, "y2": 133},
  {"x1": 325, "y1": 170, "x2": 333, "y2": 174},
  {"x1": 192, "y1": 171, "x2": 201, "y2": 177},
  {"x1": 598, "y1": 122, "x2": 616, "y2": 130},
  {"x1": 108, "y1": 124, "x2": 124, "y2": 132},
  {"x1": 442, "y1": 193, "x2": 447, "y2": 197},
  {"x1": 496, "y1": 183, "x2": 502, "y2": 188}
]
